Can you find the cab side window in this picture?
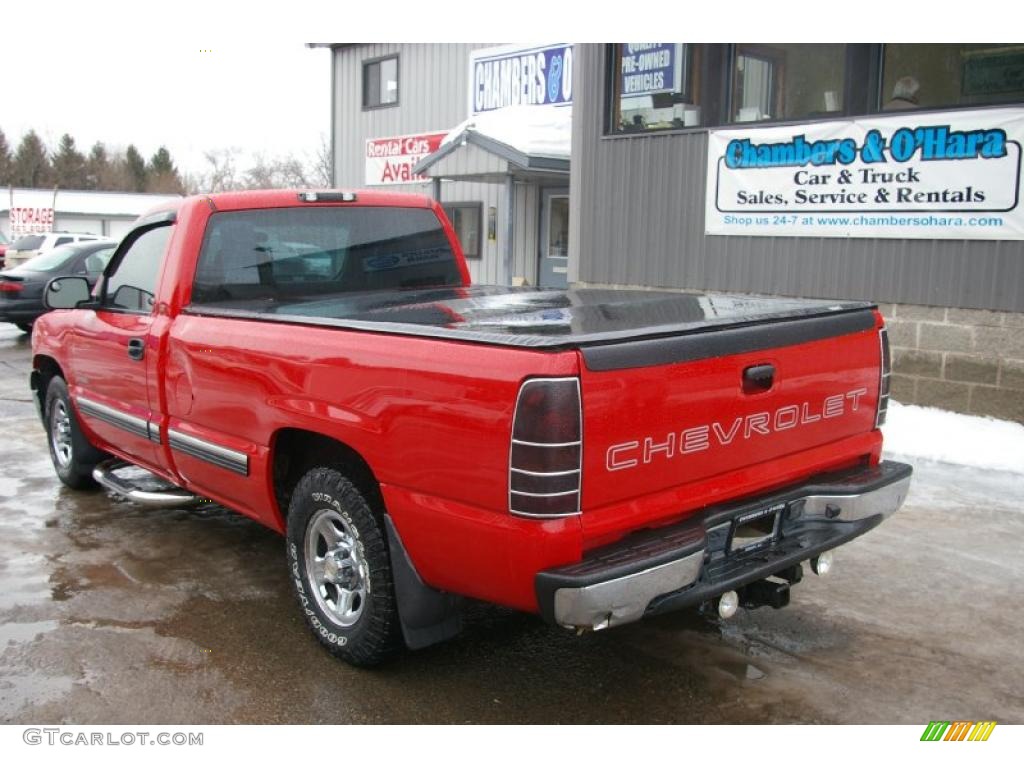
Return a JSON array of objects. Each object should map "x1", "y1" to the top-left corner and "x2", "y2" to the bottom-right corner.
[{"x1": 104, "y1": 226, "x2": 172, "y2": 312}]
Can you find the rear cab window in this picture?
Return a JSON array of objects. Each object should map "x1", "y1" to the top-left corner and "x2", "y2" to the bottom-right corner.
[{"x1": 190, "y1": 206, "x2": 462, "y2": 307}]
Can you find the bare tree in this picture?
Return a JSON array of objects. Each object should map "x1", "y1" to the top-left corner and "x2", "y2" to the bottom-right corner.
[
  {"x1": 279, "y1": 156, "x2": 311, "y2": 188},
  {"x1": 187, "y1": 148, "x2": 243, "y2": 194},
  {"x1": 310, "y1": 133, "x2": 333, "y2": 187},
  {"x1": 185, "y1": 144, "x2": 332, "y2": 193},
  {"x1": 243, "y1": 153, "x2": 313, "y2": 189}
]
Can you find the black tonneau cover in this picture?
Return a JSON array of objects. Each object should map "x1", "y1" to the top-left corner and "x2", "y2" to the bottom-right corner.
[{"x1": 184, "y1": 285, "x2": 875, "y2": 365}]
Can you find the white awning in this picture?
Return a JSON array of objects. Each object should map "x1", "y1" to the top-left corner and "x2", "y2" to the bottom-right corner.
[{"x1": 413, "y1": 105, "x2": 571, "y2": 183}]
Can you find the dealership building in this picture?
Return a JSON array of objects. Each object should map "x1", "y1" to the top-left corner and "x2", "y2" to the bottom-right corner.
[{"x1": 324, "y1": 43, "x2": 1024, "y2": 422}]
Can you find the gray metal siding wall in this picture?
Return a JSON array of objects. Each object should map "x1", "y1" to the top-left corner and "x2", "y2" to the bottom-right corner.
[
  {"x1": 569, "y1": 44, "x2": 1024, "y2": 312},
  {"x1": 514, "y1": 183, "x2": 539, "y2": 283},
  {"x1": 332, "y1": 43, "x2": 538, "y2": 286}
]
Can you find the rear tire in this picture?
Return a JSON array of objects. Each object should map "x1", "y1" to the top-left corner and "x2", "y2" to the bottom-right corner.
[
  {"x1": 286, "y1": 466, "x2": 402, "y2": 666},
  {"x1": 44, "y1": 376, "x2": 105, "y2": 489},
  {"x1": 16, "y1": 322, "x2": 33, "y2": 333}
]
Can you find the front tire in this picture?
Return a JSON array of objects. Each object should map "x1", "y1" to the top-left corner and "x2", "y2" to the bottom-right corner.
[
  {"x1": 16, "y1": 322, "x2": 33, "y2": 334},
  {"x1": 286, "y1": 467, "x2": 402, "y2": 666},
  {"x1": 44, "y1": 376, "x2": 106, "y2": 489}
]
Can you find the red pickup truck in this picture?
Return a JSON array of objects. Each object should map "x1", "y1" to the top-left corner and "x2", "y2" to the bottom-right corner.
[{"x1": 31, "y1": 189, "x2": 911, "y2": 666}]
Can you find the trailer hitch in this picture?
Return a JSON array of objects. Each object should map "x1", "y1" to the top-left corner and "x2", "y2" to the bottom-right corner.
[{"x1": 739, "y1": 563, "x2": 804, "y2": 610}]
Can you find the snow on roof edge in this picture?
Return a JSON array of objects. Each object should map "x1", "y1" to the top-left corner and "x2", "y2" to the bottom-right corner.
[{"x1": 440, "y1": 105, "x2": 572, "y2": 161}]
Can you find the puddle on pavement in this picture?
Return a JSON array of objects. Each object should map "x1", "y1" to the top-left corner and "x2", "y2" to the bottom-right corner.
[
  {"x1": 0, "y1": 554, "x2": 52, "y2": 611},
  {"x1": 0, "y1": 671, "x2": 76, "y2": 714},
  {"x1": 0, "y1": 620, "x2": 59, "y2": 647},
  {"x1": 0, "y1": 476, "x2": 25, "y2": 497}
]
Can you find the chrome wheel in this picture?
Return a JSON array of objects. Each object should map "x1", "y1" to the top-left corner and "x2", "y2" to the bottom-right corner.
[
  {"x1": 50, "y1": 399, "x2": 73, "y2": 469},
  {"x1": 305, "y1": 508, "x2": 369, "y2": 628}
]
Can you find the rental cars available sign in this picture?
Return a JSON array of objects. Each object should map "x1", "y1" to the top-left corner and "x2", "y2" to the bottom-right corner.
[
  {"x1": 365, "y1": 132, "x2": 447, "y2": 186},
  {"x1": 705, "y1": 107, "x2": 1024, "y2": 239}
]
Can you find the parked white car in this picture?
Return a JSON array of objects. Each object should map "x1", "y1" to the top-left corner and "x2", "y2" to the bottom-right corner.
[{"x1": 4, "y1": 232, "x2": 105, "y2": 268}]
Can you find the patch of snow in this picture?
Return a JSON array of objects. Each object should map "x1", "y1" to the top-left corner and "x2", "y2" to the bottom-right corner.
[
  {"x1": 440, "y1": 105, "x2": 571, "y2": 159},
  {"x1": 882, "y1": 400, "x2": 1024, "y2": 475}
]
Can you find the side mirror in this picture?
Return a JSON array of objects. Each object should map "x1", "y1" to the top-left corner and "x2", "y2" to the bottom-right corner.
[{"x1": 44, "y1": 276, "x2": 93, "y2": 310}]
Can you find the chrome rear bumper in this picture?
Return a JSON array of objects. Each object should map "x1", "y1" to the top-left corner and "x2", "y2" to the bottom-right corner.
[{"x1": 537, "y1": 460, "x2": 912, "y2": 631}]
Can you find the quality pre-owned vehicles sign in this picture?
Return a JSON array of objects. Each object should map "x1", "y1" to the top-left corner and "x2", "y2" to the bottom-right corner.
[
  {"x1": 619, "y1": 43, "x2": 683, "y2": 97},
  {"x1": 365, "y1": 132, "x2": 446, "y2": 186},
  {"x1": 705, "y1": 107, "x2": 1024, "y2": 239}
]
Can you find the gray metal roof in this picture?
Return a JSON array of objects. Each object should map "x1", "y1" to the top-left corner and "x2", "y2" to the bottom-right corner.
[{"x1": 413, "y1": 130, "x2": 569, "y2": 183}]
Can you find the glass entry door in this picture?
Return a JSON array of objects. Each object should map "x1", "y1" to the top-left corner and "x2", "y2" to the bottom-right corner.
[{"x1": 539, "y1": 189, "x2": 569, "y2": 289}]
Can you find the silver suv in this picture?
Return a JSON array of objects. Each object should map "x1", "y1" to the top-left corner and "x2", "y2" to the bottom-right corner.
[{"x1": 4, "y1": 232, "x2": 104, "y2": 269}]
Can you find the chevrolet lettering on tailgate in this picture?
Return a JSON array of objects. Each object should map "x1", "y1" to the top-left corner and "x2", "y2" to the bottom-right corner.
[{"x1": 607, "y1": 387, "x2": 870, "y2": 471}]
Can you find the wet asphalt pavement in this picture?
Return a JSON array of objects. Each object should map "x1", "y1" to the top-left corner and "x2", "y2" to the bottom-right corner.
[{"x1": 0, "y1": 322, "x2": 1022, "y2": 724}]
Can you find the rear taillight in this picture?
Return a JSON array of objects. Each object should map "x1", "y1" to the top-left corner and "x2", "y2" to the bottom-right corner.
[
  {"x1": 876, "y1": 326, "x2": 891, "y2": 427},
  {"x1": 0, "y1": 281, "x2": 22, "y2": 293},
  {"x1": 508, "y1": 377, "x2": 582, "y2": 518}
]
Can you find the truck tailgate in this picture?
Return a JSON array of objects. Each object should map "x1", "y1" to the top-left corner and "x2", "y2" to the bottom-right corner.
[{"x1": 578, "y1": 308, "x2": 882, "y2": 538}]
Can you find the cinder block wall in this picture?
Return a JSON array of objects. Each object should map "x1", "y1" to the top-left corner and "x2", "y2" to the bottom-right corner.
[{"x1": 882, "y1": 304, "x2": 1024, "y2": 423}]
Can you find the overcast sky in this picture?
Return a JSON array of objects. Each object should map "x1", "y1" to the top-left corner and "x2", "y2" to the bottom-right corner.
[
  {"x1": 1, "y1": 39, "x2": 330, "y2": 179},
  {"x1": 1, "y1": 1, "x2": 974, "y2": 185}
]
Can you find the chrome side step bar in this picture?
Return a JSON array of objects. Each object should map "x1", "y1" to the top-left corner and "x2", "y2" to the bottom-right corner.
[{"x1": 93, "y1": 459, "x2": 201, "y2": 509}]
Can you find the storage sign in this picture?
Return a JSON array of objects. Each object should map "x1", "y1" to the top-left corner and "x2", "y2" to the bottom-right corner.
[
  {"x1": 9, "y1": 206, "x2": 55, "y2": 236},
  {"x1": 469, "y1": 44, "x2": 573, "y2": 115},
  {"x1": 706, "y1": 107, "x2": 1024, "y2": 240},
  {"x1": 365, "y1": 132, "x2": 446, "y2": 186}
]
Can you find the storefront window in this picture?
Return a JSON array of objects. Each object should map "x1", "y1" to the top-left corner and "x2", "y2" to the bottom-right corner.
[
  {"x1": 881, "y1": 44, "x2": 1024, "y2": 111},
  {"x1": 605, "y1": 43, "x2": 1023, "y2": 135},
  {"x1": 730, "y1": 44, "x2": 847, "y2": 123},
  {"x1": 610, "y1": 44, "x2": 701, "y2": 132},
  {"x1": 443, "y1": 203, "x2": 482, "y2": 259}
]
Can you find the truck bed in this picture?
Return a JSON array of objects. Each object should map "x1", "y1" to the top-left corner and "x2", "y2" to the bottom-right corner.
[{"x1": 184, "y1": 285, "x2": 874, "y2": 354}]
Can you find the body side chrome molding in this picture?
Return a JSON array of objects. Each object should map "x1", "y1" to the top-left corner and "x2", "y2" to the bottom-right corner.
[
  {"x1": 167, "y1": 428, "x2": 249, "y2": 476},
  {"x1": 76, "y1": 396, "x2": 160, "y2": 444}
]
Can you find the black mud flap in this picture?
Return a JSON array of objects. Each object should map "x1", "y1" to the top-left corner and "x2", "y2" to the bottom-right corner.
[
  {"x1": 384, "y1": 515, "x2": 463, "y2": 650},
  {"x1": 29, "y1": 370, "x2": 44, "y2": 422}
]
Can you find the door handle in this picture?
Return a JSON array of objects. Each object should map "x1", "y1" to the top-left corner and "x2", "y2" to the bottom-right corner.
[
  {"x1": 127, "y1": 338, "x2": 145, "y2": 361},
  {"x1": 742, "y1": 363, "x2": 775, "y2": 394}
]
